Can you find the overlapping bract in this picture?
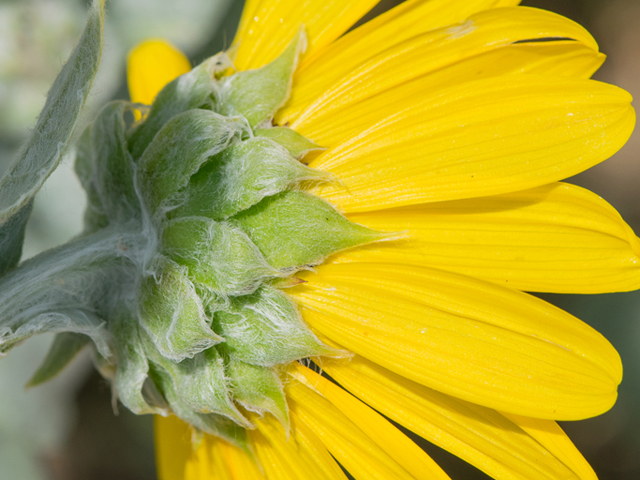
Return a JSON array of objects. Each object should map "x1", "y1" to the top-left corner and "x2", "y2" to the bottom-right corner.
[{"x1": 63, "y1": 33, "x2": 378, "y2": 444}]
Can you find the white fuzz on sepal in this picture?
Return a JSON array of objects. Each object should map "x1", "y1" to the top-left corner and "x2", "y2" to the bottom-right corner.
[
  {"x1": 138, "y1": 258, "x2": 223, "y2": 362},
  {"x1": 214, "y1": 286, "x2": 335, "y2": 366},
  {"x1": 226, "y1": 357, "x2": 290, "y2": 432},
  {"x1": 0, "y1": 15, "x2": 385, "y2": 445},
  {"x1": 128, "y1": 53, "x2": 227, "y2": 159},
  {"x1": 111, "y1": 313, "x2": 165, "y2": 415},
  {"x1": 170, "y1": 136, "x2": 327, "y2": 220},
  {"x1": 219, "y1": 28, "x2": 307, "y2": 128},
  {"x1": 162, "y1": 218, "x2": 278, "y2": 295},
  {"x1": 137, "y1": 110, "x2": 244, "y2": 216},
  {"x1": 255, "y1": 126, "x2": 324, "y2": 159}
]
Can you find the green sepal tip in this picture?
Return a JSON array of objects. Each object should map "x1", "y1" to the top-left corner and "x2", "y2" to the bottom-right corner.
[
  {"x1": 233, "y1": 191, "x2": 381, "y2": 269},
  {"x1": 213, "y1": 286, "x2": 333, "y2": 366},
  {"x1": 219, "y1": 29, "x2": 306, "y2": 128},
  {"x1": 128, "y1": 55, "x2": 225, "y2": 159},
  {"x1": 110, "y1": 313, "x2": 163, "y2": 415},
  {"x1": 137, "y1": 110, "x2": 244, "y2": 217},
  {"x1": 148, "y1": 364, "x2": 250, "y2": 450},
  {"x1": 169, "y1": 136, "x2": 326, "y2": 221},
  {"x1": 138, "y1": 258, "x2": 223, "y2": 362},
  {"x1": 162, "y1": 217, "x2": 278, "y2": 296},
  {"x1": 226, "y1": 356, "x2": 289, "y2": 432},
  {"x1": 255, "y1": 127, "x2": 323, "y2": 159}
]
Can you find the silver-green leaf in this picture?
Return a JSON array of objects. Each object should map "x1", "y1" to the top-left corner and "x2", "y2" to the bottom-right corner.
[{"x1": 0, "y1": 0, "x2": 105, "y2": 237}]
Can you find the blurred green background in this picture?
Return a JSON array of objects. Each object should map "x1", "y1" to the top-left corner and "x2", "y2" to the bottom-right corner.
[{"x1": 0, "y1": 0, "x2": 639, "y2": 478}]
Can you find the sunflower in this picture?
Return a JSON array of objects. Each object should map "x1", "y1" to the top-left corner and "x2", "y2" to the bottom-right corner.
[{"x1": 127, "y1": 0, "x2": 636, "y2": 479}]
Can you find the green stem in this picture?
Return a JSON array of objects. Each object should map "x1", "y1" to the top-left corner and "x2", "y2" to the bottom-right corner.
[{"x1": 0, "y1": 226, "x2": 144, "y2": 356}]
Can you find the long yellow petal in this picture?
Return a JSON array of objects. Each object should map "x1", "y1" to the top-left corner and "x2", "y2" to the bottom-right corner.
[
  {"x1": 251, "y1": 413, "x2": 347, "y2": 480},
  {"x1": 287, "y1": 419, "x2": 351, "y2": 480},
  {"x1": 232, "y1": 0, "x2": 378, "y2": 71},
  {"x1": 294, "y1": 364, "x2": 451, "y2": 480},
  {"x1": 249, "y1": 428, "x2": 303, "y2": 480},
  {"x1": 294, "y1": 0, "x2": 521, "y2": 71},
  {"x1": 211, "y1": 438, "x2": 266, "y2": 480},
  {"x1": 280, "y1": 7, "x2": 598, "y2": 126},
  {"x1": 292, "y1": 41, "x2": 604, "y2": 146},
  {"x1": 501, "y1": 413, "x2": 597, "y2": 480},
  {"x1": 308, "y1": 75, "x2": 634, "y2": 212},
  {"x1": 127, "y1": 39, "x2": 191, "y2": 105},
  {"x1": 155, "y1": 415, "x2": 192, "y2": 480},
  {"x1": 337, "y1": 182, "x2": 640, "y2": 293},
  {"x1": 287, "y1": 380, "x2": 423, "y2": 480},
  {"x1": 323, "y1": 355, "x2": 596, "y2": 480},
  {"x1": 185, "y1": 437, "x2": 217, "y2": 480},
  {"x1": 289, "y1": 262, "x2": 622, "y2": 420}
]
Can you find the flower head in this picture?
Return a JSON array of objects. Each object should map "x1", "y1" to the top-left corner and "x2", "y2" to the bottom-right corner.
[
  {"x1": 2, "y1": 0, "x2": 637, "y2": 479},
  {"x1": 122, "y1": 1, "x2": 639, "y2": 478}
]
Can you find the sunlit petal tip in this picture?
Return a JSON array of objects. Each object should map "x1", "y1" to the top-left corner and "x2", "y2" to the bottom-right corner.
[
  {"x1": 290, "y1": 262, "x2": 623, "y2": 420},
  {"x1": 307, "y1": 75, "x2": 635, "y2": 213},
  {"x1": 340, "y1": 183, "x2": 640, "y2": 294}
]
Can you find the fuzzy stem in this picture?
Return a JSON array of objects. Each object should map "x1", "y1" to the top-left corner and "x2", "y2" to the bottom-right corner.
[{"x1": 0, "y1": 226, "x2": 145, "y2": 356}]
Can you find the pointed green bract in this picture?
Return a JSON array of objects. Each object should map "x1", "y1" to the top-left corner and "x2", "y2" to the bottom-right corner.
[
  {"x1": 226, "y1": 357, "x2": 289, "y2": 430},
  {"x1": 145, "y1": 339, "x2": 250, "y2": 426},
  {"x1": 128, "y1": 55, "x2": 226, "y2": 159},
  {"x1": 149, "y1": 364, "x2": 250, "y2": 449},
  {"x1": 255, "y1": 126, "x2": 323, "y2": 158},
  {"x1": 219, "y1": 29, "x2": 306, "y2": 127},
  {"x1": 27, "y1": 332, "x2": 89, "y2": 387},
  {"x1": 111, "y1": 314, "x2": 161, "y2": 415},
  {"x1": 162, "y1": 218, "x2": 277, "y2": 295},
  {"x1": 138, "y1": 259, "x2": 222, "y2": 361},
  {"x1": 214, "y1": 286, "x2": 332, "y2": 366},
  {"x1": 169, "y1": 136, "x2": 326, "y2": 220},
  {"x1": 234, "y1": 191, "x2": 381, "y2": 269},
  {"x1": 137, "y1": 110, "x2": 244, "y2": 216}
]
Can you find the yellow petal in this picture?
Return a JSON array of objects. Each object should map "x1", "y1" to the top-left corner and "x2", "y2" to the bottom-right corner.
[
  {"x1": 323, "y1": 355, "x2": 596, "y2": 480},
  {"x1": 294, "y1": 0, "x2": 521, "y2": 72},
  {"x1": 287, "y1": 379, "x2": 425, "y2": 480},
  {"x1": 308, "y1": 75, "x2": 634, "y2": 212},
  {"x1": 127, "y1": 39, "x2": 191, "y2": 105},
  {"x1": 155, "y1": 415, "x2": 192, "y2": 480},
  {"x1": 232, "y1": 0, "x2": 379, "y2": 71},
  {"x1": 249, "y1": 428, "x2": 303, "y2": 480},
  {"x1": 289, "y1": 262, "x2": 622, "y2": 420},
  {"x1": 280, "y1": 7, "x2": 599, "y2": 127},
  {"x1": 501, "y1": 413, "x2": 597, "y2": 480},
  {"x1": 209, "y1": 438, "x2": 266, "y2": 480},
  {"x1": 293, "y1": 364, "x2": 451, "y2": 480},
  {"x1": 251, "y1": 413, "x2": 347, "y2": 480},
  {"x1": 185, "y1": 437, "x2": 216, "y2": 480},
  {"x1": 338, "y1": 182, "x2": 640, "y2": 293},
  {"x1": 292, "y1": 41, "x2": 604, "y2": 146}
]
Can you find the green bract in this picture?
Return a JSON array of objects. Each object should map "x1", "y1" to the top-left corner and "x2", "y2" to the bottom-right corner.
[{"x1": 0, "y1": 16, "x2": 380, "y2": 447}]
